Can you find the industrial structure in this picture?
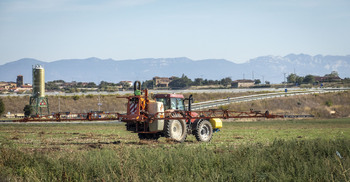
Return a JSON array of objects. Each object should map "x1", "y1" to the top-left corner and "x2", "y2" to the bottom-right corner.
[{"x1": 29, "y1": 65, "x2": 50, "y2": 116}]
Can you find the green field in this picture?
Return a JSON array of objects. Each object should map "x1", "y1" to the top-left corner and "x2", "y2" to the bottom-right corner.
[{"x1": 1, "y1": 118, "x2": 350, "y2": 181}]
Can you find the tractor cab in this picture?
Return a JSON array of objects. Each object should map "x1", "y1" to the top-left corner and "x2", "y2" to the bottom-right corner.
[{"x1": 154, "y1": 94, "x2": 185, "y2": 111}]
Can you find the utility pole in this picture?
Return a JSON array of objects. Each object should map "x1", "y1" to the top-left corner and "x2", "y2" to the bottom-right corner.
[
  {"x1": 252, "y1": 71, "x2": 254, "y2": 80},
  {"x1": 58, "y1": 95, "x2": 60, "y2": 113},
  {"x1": 262, "y1": 75, "x2": 264, "y2": 84},
  {"x1": 284, "y1": 73, "x2": 286, "y2": 83},
  {"x1": 98, "y1": 94, "x2": 101, "y2": 111}
]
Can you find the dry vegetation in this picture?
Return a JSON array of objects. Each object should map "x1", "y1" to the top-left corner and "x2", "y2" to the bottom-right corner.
[
  {"x1": 0, "y1": 92, "x2": 264, "y2": 114},
  {"x1": 1, "y1": 91, "x2": 349, "y2": 119},
  {"x1": 221, "y1": 91, "x2": 350, "y2": 118},
  {"x1": 1, "y1": 94, "x2": 128, "y2": 114}
]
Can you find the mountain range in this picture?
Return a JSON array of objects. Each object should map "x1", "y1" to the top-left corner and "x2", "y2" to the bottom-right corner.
[{"x1": 1, "y1": 54, "x2": 349, "y2": 84}]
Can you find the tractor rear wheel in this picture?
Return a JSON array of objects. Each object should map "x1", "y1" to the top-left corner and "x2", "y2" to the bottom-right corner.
[
  {"x1": 194, "y1": 120, "x2": 213, "y2": 142},
  {"x1": 165, "y1": 114, "x2": 187, "y2": 143}
]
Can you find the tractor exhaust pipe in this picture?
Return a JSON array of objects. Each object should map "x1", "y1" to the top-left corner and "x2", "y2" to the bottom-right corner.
[{"x1": 186, "y1": 94, "x2": 193, "y2": 111}]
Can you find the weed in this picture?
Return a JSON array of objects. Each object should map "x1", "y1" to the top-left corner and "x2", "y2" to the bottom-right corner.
[
  {"x1": 86, "y1": 94, "x2": 94, "y2": 98},
  {"x1": 72, "y1": 95, "x2": 80, "y2": 101},
  {"x1": 325, "y1": 100, "x2": 333, "y2": 107},
  {"x1": 219, "y1": 105, "x2": 229, "y2": 110}
]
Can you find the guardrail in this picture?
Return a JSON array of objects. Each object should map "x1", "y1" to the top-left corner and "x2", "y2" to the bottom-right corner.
[{"x1": 190, "y1": 88, "x2": 349, "y2": 110}]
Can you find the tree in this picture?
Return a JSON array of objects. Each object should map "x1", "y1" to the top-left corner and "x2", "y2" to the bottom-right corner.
[
  {"x1": 325, "y1": 71, "x2": 339, "y2": 77},
  {"x1": 193, "y1": 78, "x2": 203, "y2": 86},
  {"x1": 120, "y1": 82, "x2": 131, "y2": 90},
  {"x1": 287, "y1": 74, "x2": 298, "y2": 83},
  {"x1": 303, "y1": 75, "x2": 315, "y2": 84},
  {"x1": 52, "y1": 80, "x2": 65, "y2": 83},
  {"x1": 169, "y1": 74, "x2": 192, "y2": 89},
  {"x1": 207, "y1": 79, "x2": 219, "y2": 85},
  {"x1": 86, "y1": 82, "x2": 97, "y2": 88},
  {"x1": 0, "y1": 98, "x2": 5, "y2": 116},
  {"x1": 99, "y1": 81, "x2": 108, "y2": 89},
  {"x1": 342, "y1": 77, "x2": 350, "y2": 84},
  {"x1": 142, "y1": 80, "x2": 154, "y2": 89},
  {"x1": 296, "y1": 77, "x2": 304, "y2": 85},
  {"x1": 220, "y1": 77, "x2": 232, "y2": 86},
  {"x1": 254, "y1": 79, "x2": 261, "y2": 84},
  {"x1": 46, "y1": 82, "x2": 60, "y2": 91}
]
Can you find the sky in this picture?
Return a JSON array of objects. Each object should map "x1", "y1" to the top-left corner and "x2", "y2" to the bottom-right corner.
[{"x1": 0, "y1": 0, "x2": 349, "y2": 65}]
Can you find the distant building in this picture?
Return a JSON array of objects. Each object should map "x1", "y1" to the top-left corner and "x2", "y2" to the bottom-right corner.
[
  {"x1": 0, "y1": 82, "x2": 17, "y2": 90},
  {"x1": 15, "y1": 84, "x2": 32, "y2": 93},
  {"x1": 153, "y1": 76, "x2": 176, "y2": 87},
  {"x1": 231, "y1": 79, "x2": 255, "y2": 88},
  {"x1": 16, "y1": 75, "x2": 23, "y2": 87}
]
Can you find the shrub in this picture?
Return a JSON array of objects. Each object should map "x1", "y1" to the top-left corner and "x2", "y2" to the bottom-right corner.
[
  {"x1": 219, "y1": 105, "x2": 229, "y2": 110},
  {"x1": 86, "y1": 94, "x2": 94, "y2": 98},
  {"x1": 325, "y1": 100, "x2": 333, "y2": 107},
  {"x1": 23, "y1": 105, "x2": 32, "y2": 117},
  {"x1": 72, "y1": 95, "x2": 80, "y2": 101}
]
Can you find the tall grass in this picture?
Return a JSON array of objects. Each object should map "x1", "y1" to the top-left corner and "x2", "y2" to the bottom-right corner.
[{"x1": 1, "y1": 139, "x2": 349, "y2": 181}]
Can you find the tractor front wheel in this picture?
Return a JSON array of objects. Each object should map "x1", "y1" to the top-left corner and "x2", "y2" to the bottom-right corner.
[{"x1": 194, "y1": 120, "x2": 213, "y2": 142}]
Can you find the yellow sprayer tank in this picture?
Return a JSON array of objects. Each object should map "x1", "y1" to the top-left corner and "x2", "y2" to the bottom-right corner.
[
  {"x1": 210, "y1": 118, "x2": 223, "y2": 129},
  {"x1": 32, "y1": 64, "x2": 45, "y2": 97}
]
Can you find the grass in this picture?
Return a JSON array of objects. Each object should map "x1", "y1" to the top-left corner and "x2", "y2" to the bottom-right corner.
[{"x1": 1, "y1": 118, "x2": 350, "y2": 181}]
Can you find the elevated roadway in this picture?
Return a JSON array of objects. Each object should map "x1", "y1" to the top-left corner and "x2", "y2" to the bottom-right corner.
[{"x1": 190, "y1": 88, "x2": 350, "y2": 110}]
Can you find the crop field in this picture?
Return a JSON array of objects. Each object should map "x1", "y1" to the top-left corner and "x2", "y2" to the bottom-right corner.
[{"x1": 1, "y1": 118, "x2": 350, "y2": 181}]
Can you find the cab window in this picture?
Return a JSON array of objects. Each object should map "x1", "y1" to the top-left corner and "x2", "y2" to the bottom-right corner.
[
  {"x1": 156, "y1": 98, "x2": 170, "y2": 110},
  {"x1": 170, "y1": 98, "x2": 177, "y2": 109},
  {"x1": 169, "y1": 98, "x2": 184, "y2": 110},
  {"x1": 176, "y1": 98, "x2": 184, "y2": 110}
]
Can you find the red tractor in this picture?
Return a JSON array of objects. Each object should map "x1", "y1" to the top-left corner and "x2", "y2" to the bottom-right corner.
[{"x1": 120, "y1": 81, "x2": 222, "y2": 142}]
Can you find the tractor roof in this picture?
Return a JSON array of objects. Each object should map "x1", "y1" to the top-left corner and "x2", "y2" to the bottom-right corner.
[{"x1": 154, "y1": 94, "x2": 184, "y2": 99}]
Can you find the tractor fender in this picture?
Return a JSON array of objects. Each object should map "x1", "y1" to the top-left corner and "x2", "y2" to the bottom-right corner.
[
  {"x1": 189, "y1": 111, "x2": 199, "y2": 123},
  {"x1": 191, "y1": 118, "x2": 204, "y2": 133}
]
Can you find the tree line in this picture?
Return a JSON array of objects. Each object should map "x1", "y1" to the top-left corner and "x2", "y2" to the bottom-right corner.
[
  {"x1": 142, "y1": 74, "x2": 266, "y2": 89},
  {"x1": 45, "y1": 80, "x2": 127, "y2": 92},
  {"x1": 141, "y1": 74, "x2": 234, "y2": 89},
  {"x1": 46, "y1": 75, "x2": 267, "y2": 91},
  {"x1": 286, "y1": 71, "x2": 340, "y2": 85},
  {"x1": 45, "y1": 71, "x2": 345, "y2": 92}
]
